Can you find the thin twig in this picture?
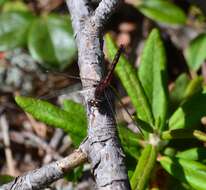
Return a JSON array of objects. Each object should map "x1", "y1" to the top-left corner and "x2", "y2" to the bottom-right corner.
[
  {"x1": 0, "y1": 114, "x2": 16, "y2": 176},
  {"x1": 0, "y1": 149, "x2": 87, "y2": 190}
]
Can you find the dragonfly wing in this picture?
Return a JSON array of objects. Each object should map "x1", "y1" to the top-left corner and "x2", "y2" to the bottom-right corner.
[
  {"x1": 58, "y1": 85, "x2": 96, "y2": 105},
  {"x1": 37, "y1": 83, "x2": 83, "y2": 103}
]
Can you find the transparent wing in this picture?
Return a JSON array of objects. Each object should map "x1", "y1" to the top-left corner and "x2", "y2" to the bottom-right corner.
[{"x1": 109, "y1": 85, "x2": 144, "y2": 136}]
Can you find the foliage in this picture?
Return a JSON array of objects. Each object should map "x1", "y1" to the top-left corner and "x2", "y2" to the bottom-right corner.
[
  {"x1": 185, "y1": 33, "x2": 206, "y2": 71},
  {"x1": 0, "y1": 1, "x2": 76, "y2": 70},
  {"x1": 105, "y1": 29, "x2": 206, "y2": 190},
  {"x1": 1, "y1": 0, "x2": 206, "y2": 189},
  {"x1": 136, "y1": 0, "x2": 186, "y2": 25}
]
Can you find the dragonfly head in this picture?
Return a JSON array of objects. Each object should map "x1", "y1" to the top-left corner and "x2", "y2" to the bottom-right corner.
[{"x1": 88, "y1": 99, "x2": 100, "y2": 108}]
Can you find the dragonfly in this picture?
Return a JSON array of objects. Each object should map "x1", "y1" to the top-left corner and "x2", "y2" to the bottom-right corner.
[
  {"x1": 0, "y1": 45, "x2": 142, "y2": 134},
  {"x1": 40, "y1": 45, "x2": 143, "y2": 135}
]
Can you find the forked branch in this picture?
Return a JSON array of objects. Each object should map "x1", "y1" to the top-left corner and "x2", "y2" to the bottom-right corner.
[{"x1": 67, "y1": 0, "x2": 130, "y2": 189}]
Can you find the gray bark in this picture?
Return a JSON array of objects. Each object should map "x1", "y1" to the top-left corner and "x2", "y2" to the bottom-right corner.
[
  {"x1": 0, "y1": 150, "x2": 87, "y2": 190},
  {"x1": 66, "y1": 0, "x2": 131, "y2": 189}
]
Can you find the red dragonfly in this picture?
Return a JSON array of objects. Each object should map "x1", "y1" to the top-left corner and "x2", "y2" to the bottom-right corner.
[{"x1": 40, "y1": 45, "x2": 142, "y2": 134}]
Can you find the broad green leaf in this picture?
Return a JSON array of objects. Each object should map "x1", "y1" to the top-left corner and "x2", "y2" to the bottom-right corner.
[
  {"x1": 139, "y1": 29, "x2": 168, "y2": 131},
  {"x1": 105, "y1": 34, "x2": 154, "y2": 127},
  {"x1": 62, "y1": 99, "x2": 87, "y2": 145},
  {"x1": 136, "y1": 0, "x2": 186, "y2": 25},
  {"x1": 28, "y1": 14, "x2": 77, "y2": 70},
  {"x1": 118, "y1": 125, "x2": 141, "y2": 160},
  {"x1": 130, "y1": 144, "x2": 157, "y2": 190},
  {"x1": 169, "y1": 93, "x2": 206, "y2": 130},
  {"x1": 170, "y1": 73, "x2": 190, "y2": 109},
  {"x1": 159, "y1": 156, "x2": 206, "y2": 190},
  {"x1": 0, "y1": 11, "x2": 33, "y2": 51},
  {"x1": 63, "y1": 99, "x2": 85, "y2": 114},
  {"x1": 185, "y1": 33, "x2": 206, "y2": 71},
  {"x1": 176, "y1": 148, "x2": 206, "y2": 162},
  {"x1": 15, "y1": 96, "x2": 87, "y2": 146}
]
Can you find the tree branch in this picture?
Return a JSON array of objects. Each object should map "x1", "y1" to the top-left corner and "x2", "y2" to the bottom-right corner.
[
  {"x1": 0, "y1": 149, "x2": 87, "y2": 190},
  {"x1": 94, "y1": 0, "x2": 123, "y2": 28},
  {"x1": 67, "y1": 0, "x2": 131, "y2": 189}
]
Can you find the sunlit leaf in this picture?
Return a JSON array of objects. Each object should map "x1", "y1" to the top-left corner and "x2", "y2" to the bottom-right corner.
[
  {"x1": 184, "y1": 76, "x2": 203, "y2": 100},
  {"x1": 185, "y1": 33, "x2": 206, "y2": 71},
  {"x1": 160, "y1": 156, "x2": 206, "y2": 190},
  {"x1": 15, "y1": 96, "x2": 86, "y2": 146},
  {"x1": 176, "y1": 148, "x2": 206, "y2": 163},
  {"x1": 130, "y1": 144, "x2": 157, "y2": 190},
  {"x1": 139, "y1": 28, "x2": 168, "y2": 131},
  {"x1": 136, "y1": 0, "x2": 186, "y2": 24},
  {"x1": 105, "y1": 34, "x2": 154, "y2": 127},
  {"x1": 118, "y1": 125, "x2": 141, "y2": 160}
]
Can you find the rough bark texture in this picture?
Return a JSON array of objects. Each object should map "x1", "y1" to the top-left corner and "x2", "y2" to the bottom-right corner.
[
  {"x1": 67, "y1": 1, "x2": 131, "y2": 189},
  {"x1": 0, "y1": 150, "x2": 87, "y2": 190}
]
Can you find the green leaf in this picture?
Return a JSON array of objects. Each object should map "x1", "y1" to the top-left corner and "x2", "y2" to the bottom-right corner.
[
  {"x1": 136, "y1": 0, "x2": 186, "y2": 25},
  {"x1": 193, "y1": 130, "x2": 206, "y2": 142},
  {"x1": 184, "y1": 76, "x2": 203, "y2": 100},
  {"x1": 0, "y1": 11, "x2": 33, "y2": 51},
  {"x1": 159, "y1": 156, "x2": 206, "y2": 190},
  {"x1": 170, "y1": 75, "x2": 203, "y2": 113},
  {"x1": 105, "y1": 34, "x2": 154, "y2": 127},
  {"x1": 139, "y1": 29, "x2": 168, "y2": 131},
  {"x1": 63, "y1": 99, "x2": 85, "y2": 114},
  {"x1": 185, "y1": 33, "x2": 206, "y2": 71},
  {"x1": 130, "y1": 144, "x2": 157, "y2": 190},
  {"x1": 62, "y1": 99, "x2": 87, "y2": 145},
  {"x1": 28, "y1": 14, "x2": 77, "y2": 70},
  {"x1": 176, "y1": 148, "x2": 206, "y2": 162},
  {"x1": 164, "y1": 147, "x2": 177, "y2": 157},
  {"x1": 170, "y1": 73, "x2": 190, "y2": 109},
  {"x1": 118, "y1": 125, "x2": 141, "y2": 160},
  {"x1": 15, "y1": 96, "x2": 87, "y2": 146},
  {"x1": 169, "y1": 93, "x2": 206, "y2": 130}
]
